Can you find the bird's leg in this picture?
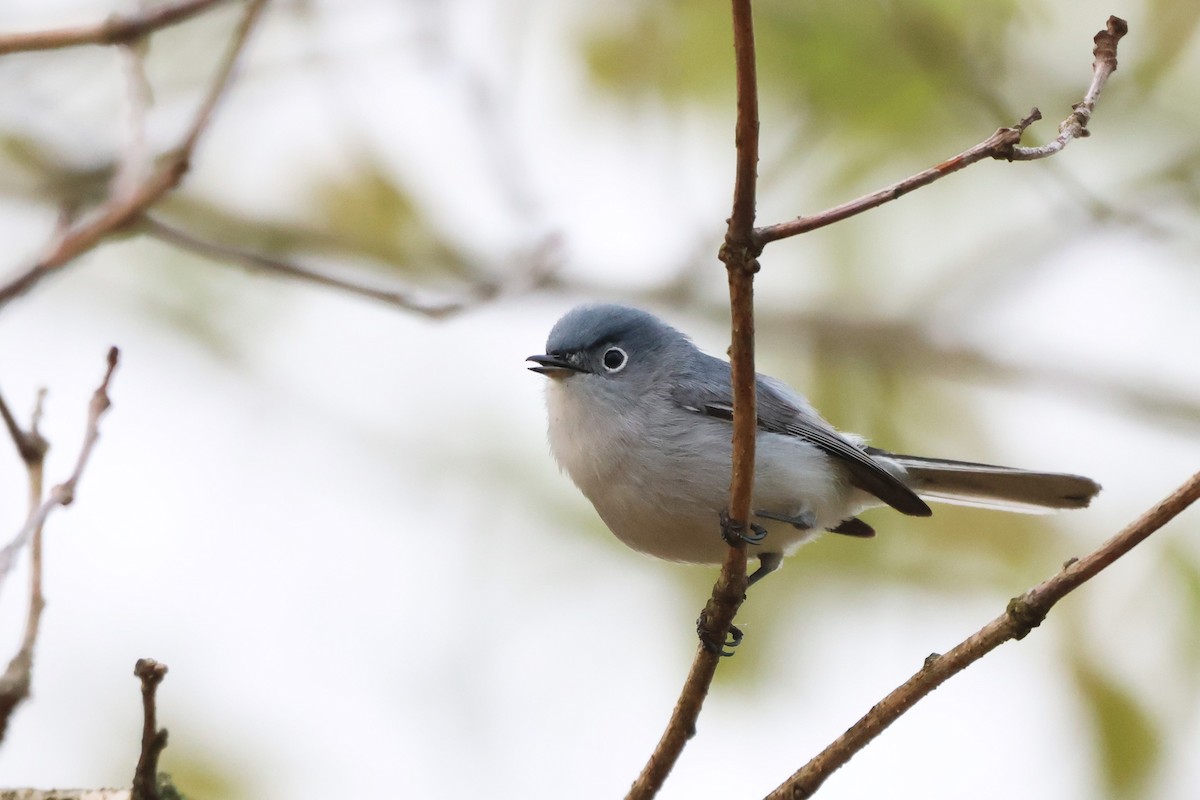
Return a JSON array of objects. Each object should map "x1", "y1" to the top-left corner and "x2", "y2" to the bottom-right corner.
[
  {"x1": 754, "y1": 508, "x2": 817, "y2": 530},
  {"x1": 747, "y1": 552, "x2": 783, "y2": 587}
]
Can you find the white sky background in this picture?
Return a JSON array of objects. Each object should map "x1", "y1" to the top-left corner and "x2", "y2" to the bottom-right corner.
[{"x1": 1, "y1": 1, "x2": 1199, "y2": 798}]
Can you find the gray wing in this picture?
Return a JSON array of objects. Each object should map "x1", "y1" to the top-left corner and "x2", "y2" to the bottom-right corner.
[{"x1": 671, "y1": 358, "x2": 932, "y2": 517}]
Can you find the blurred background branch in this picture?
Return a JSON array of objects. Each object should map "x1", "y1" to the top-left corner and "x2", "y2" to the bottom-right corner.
[
  {"x1": 0, "y1": 0, "x2": 232, "y2": 55},
  {"x1": 0, "y1": 0, "x2": 265, "y2": 310}
]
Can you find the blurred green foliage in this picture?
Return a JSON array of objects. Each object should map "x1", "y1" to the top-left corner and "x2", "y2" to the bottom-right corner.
[
  {"x1": 586, "y1": 0, "x2": 1024, "y2": 163},
  {"x1": 1071, "y1": 655, "x2": 1162, "y2": 798}
]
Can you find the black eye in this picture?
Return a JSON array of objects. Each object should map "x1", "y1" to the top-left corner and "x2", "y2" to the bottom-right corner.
[{"x1": 602, "y1": 346, "x2": 627, "y2": 372}]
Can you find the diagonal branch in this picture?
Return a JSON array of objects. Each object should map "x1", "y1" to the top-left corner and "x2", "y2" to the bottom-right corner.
[
  {"x1": 766, "y1": 469, "x2": 1200, "y2": 800},
  {"x1": 754, "y1": 110, "x2": 1040, "y2": 245},
  {"x1": 0, "y1": 0, "x2": 232, "y2": 56},
  {"x1": 755, "y1": 16, "x2": 1127, "y2": 246},
  {"x1": 140, "y1": 216, "x2": 502, "y2": 319},
  {"x1": 0, "y1": 0, "x2": 268, "y2": 311},
  {"x1": 626, "y1": 2, "x2": 761, "y2": 798}
]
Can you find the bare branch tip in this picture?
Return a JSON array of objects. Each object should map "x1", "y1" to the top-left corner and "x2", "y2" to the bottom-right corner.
[
  {"x1": 1094, "y1": 16, "x2": 1128, "y2": 71},
  {"x1": 1018, "y1": 108, "x2": 1042, "y2": 129},
  {"x1": 134, "y1": 657, "x2": 168, "y2": 685}
]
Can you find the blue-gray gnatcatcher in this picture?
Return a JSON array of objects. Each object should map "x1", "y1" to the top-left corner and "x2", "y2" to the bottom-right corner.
[{"x1": 528, "y1": 304, "x2": 1101, "y2": 585}]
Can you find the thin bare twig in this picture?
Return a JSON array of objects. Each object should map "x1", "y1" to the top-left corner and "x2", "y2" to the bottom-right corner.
[
  {"x1": 131, "y1": 659, "x2": 170, "y2": 800},
  {"x1": 626, "y1": 3, "x2": 761, "y2": 798},
  {"x1": 767, "y1": 469, "x2": 1200, "y2": 800},
  {"x1": 1009, "y1": 17, "x2": 1128, "y2": 160},
  {"x1": 0, "y1": 348, "x2": 119, "y2": 743},
  {"x1": 0, "y1": 348, "x2": 119, "y2": 588},
  {"x1": 0, "y1": 0, "x2": 231, "y2": 56},
  {"x1": 0, "y1": 0, "x2": 268, "y2": 310},
  {"x1": 755, "y1": 110, "x2": 1041, "y2": 245},
  {"x1": 755, "y1": 16, "x2": 1128, "y2": 246}
]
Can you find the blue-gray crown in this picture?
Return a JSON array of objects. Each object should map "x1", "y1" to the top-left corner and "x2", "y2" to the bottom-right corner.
[{"x1": 545, "y1": 304, "x2": 686, "y2": 356}]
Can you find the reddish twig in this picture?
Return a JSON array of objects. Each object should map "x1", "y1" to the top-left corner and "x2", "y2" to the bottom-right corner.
[
  {"x1": 0, "y1": 0, "x2": 268, "y2": 310},
  {"x1": 767, "y1": 469, "x2": 1200, "y2": 799},
  {"x1": 755, "y1": 16, "x2": 1128, "y2": 246},
  {"x1": 131, "y1": 658, "x2": 170, "y2": 800},
  {"x1": 626, "y1": 2, "x2": 761, "y2": 797},
  {"x1": 0, "y1": 0, "x2": 232, "y2": 55},
  {"x1": 0, "y1": 348, "x2": 120, "y2": 743}
]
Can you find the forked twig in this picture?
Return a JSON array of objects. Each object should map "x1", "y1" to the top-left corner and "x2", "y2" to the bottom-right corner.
[{"x1": 0, "y1": 348, "x2": 120, "y2": 743}]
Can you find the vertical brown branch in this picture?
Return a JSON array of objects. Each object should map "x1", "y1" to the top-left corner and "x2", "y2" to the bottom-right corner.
[
  {"x1": 0, "y1": 390, "x2": 47, "y2": 744},
  {"x1": 626, "y1": 2, "x2": 762, "y2": 798},
  {"x1": 131, "y1": 659, "x2": 170, "y2": 800},
  {"x1": 723, "y1": 0, "x2": 762, "y2": 526}
]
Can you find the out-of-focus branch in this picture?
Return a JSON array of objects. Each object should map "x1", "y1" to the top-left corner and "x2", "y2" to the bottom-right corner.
[
  {"x1": 0, "y1": 792, "x2": 130, "y2": 800},
  {"x1": 131, "y1": 659, "x2": 170, "y2": 800},
  {"x1": 626, "y1": 3, "x2": 760, "y2": 798},
  {"x1": 0, "y1": 0, "x2": 231, "y2": 55},
  {"x1": 767, "y1": 469, "x2": 1200, "y2": 800},
  {"x1": 139, "y1": 216, "x2": 555, "y2": 319},
  {"x1": 746, "y1": 310, "x2": 1200, "y2": 432},
  {"x1": 111, "y1": 36, "x2": 156, "y2": 203},
  {"x1": 0, "y1": 348, "x2": 119, "y2": 743},
  {"x1": 755, "y1": 16, "x2": 1128, "y2": 246},
  {"x1": 0, "y1": 0, "x2": 268, "y2": 310}
]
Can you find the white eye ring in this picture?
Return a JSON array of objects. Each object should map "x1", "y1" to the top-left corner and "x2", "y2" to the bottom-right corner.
[{"x1": 602, "y1": 346, "x2": 627, "y2": 373}]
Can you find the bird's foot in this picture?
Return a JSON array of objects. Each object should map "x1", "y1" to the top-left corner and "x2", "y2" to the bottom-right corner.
[
  {"x1": 719, "y1": 509, "x2": 768, "y2": 546},
  {"x1": 697, "y1": 610, "x2": 743, "y2": 657}
]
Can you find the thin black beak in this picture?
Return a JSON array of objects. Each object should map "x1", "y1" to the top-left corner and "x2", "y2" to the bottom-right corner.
[{"x1": 527, "y1": 353, "x2": 583, "y2": 377}]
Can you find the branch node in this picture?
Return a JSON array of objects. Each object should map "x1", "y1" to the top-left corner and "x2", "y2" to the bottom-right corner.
[
  {"x1": 718, "y1": 240, "x2": 762, "y2": 275},
  {"x1": 1005, "y1": 595, "x2": 1047, "y2": 640}
]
